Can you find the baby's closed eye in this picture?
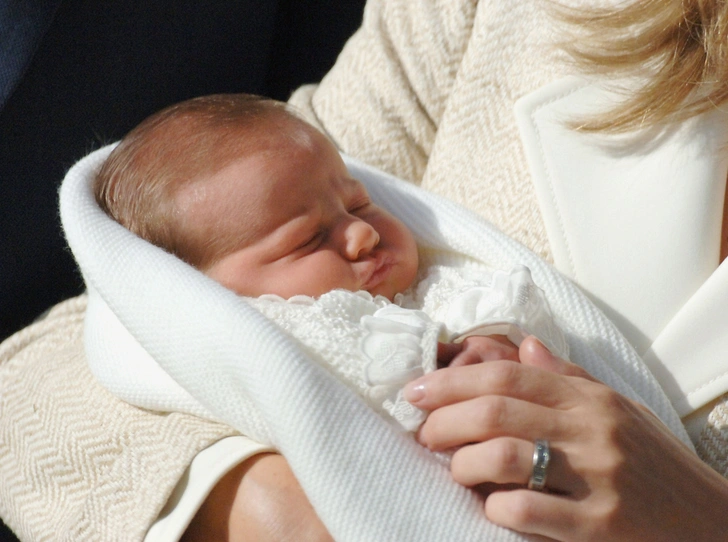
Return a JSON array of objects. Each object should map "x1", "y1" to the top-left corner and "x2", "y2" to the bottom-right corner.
[
  {"x1": 347, "y1": 197, "x2": 371, "y2": 215},
  {"x1": 295, "y1": 231, "x2": 324, "y2": 253}
]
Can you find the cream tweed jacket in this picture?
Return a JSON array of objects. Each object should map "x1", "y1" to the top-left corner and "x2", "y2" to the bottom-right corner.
[{"x1": 1, "y1": 0, "x2": 726, "y2": 539}]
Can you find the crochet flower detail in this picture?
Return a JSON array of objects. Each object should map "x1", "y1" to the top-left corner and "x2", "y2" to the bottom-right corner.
[
  {"x1": 361, "y1": 305, "x2": 434, "y2": 386},
  {"x1": 360, "y1": 304, "x2": 438, "y2": 432}
]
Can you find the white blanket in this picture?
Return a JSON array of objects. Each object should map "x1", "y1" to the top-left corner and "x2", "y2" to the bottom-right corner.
[{"x1": 61, "y1": 143, "x2": 690, "y2": 541}]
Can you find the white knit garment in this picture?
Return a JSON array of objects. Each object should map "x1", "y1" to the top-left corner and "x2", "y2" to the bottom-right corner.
[
  {"x1": 61, "y1": 144, "x2": 690, "y2": 542},
  {"x1": 89, "y1": 259, "x2": 570, "y2": 435}
]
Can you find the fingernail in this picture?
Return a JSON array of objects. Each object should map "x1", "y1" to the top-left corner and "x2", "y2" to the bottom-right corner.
[{"x1": 403, "y1": 382, "x2": 426, "y2": 403}]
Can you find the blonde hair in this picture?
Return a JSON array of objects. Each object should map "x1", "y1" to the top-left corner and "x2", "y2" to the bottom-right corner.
[
  {"x1": 555, "y1": 0, "x2": 728, "y2": 132},
  {"x1": 95, "y1": 94, "x2": 299, "y2": 267}
]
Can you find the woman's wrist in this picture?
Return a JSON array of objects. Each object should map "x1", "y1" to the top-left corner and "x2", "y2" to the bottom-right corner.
[{"x1": 183, "y1": 453, "x2": 332, "y2": 542}]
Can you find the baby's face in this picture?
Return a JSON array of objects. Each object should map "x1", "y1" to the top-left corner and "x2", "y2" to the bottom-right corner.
[{"x1": 185, "y1": 122, "x2": 419, "y2": 300}]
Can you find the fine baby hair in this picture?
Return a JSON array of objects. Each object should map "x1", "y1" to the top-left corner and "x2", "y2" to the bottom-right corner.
[{"x1": 94, "y1": 94, "x2": 304, "y2": 269}]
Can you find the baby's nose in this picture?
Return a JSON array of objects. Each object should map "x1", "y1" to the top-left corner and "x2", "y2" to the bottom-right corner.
[{"x1": 345, "y1": 219, "x2": 380, "y2": 260}]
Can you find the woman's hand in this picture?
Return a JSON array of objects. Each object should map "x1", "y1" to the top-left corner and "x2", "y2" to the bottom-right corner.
[
  {"x1": 405, "y1": 336, "x2": 728, "y2": 541},
  {"x1": 183, "y1": 453, "x2": 333, "y2": 542}
]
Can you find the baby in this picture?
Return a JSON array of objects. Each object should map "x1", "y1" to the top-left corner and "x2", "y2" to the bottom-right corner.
[{"x1": 94, "y1": 94, "x2": 567, "y2": 430}]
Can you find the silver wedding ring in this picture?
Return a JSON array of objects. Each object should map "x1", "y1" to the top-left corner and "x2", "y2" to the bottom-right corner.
[{"x1": 528, "y1": 439, "x2": 550, "y2": 491}]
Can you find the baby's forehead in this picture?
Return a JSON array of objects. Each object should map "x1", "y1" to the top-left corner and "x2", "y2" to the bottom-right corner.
[
  {"x1": 177, "y1": 114, "x2": 359, "y2": 206},
  {"x1": 244, "y1": 117, "x2": 319, "y2": 157}
]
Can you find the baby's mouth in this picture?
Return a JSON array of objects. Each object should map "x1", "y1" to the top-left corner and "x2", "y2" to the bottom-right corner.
[{"x1": 360, "y1": 256, "x2": 393, "y2": 293}]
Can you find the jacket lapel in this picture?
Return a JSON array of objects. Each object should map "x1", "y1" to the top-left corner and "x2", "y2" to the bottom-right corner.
[{"x1": 515, "y1": 76, "x2": 728, "y2": 415}]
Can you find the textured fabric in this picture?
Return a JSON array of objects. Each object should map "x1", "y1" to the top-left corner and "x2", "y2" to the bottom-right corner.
[
  {"x1": 58, "y1": 139, "x2": 688, "y2": 542},
  {"x1": 0, "y1": 296, "x2": 236, "y2": 541},
  {"x1": 697, "y1": 394, "x2": 728, "y2": 477}
]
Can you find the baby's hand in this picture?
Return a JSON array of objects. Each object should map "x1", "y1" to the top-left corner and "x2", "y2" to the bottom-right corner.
[{"x1": 437, "y1": 335, "x2": 519, "y2": 368}]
